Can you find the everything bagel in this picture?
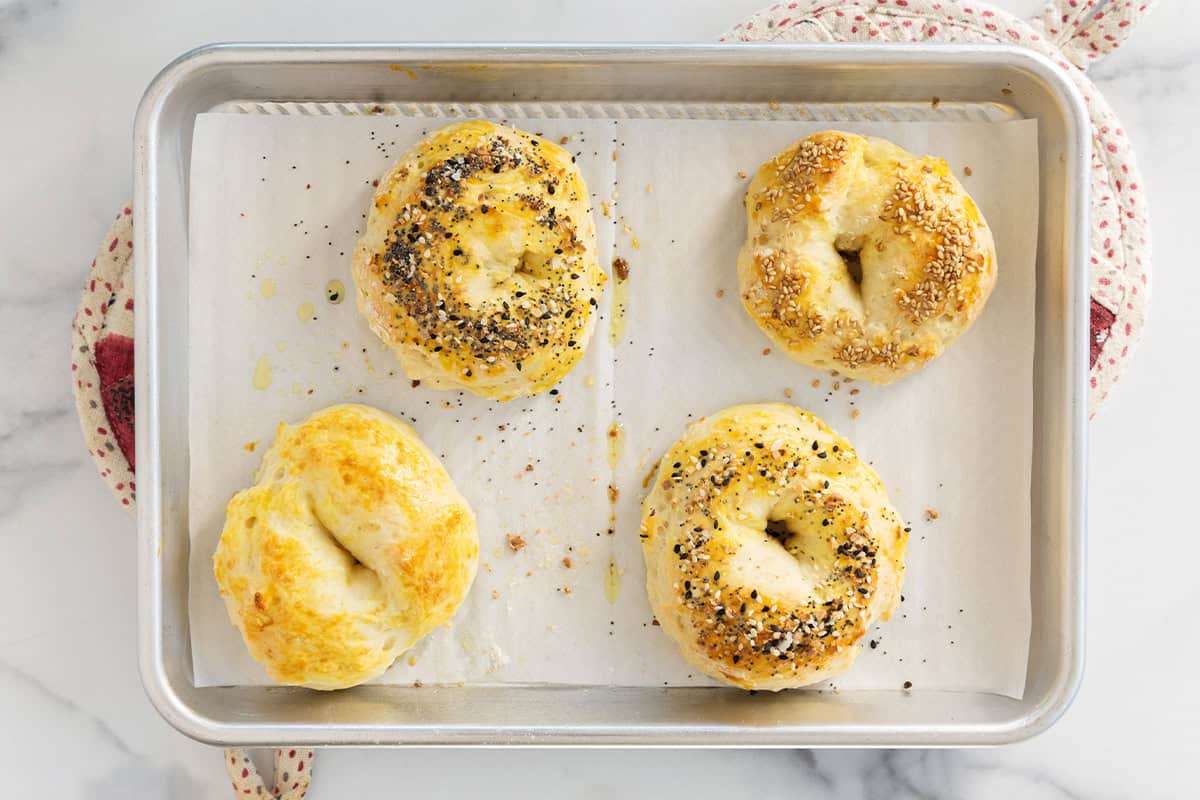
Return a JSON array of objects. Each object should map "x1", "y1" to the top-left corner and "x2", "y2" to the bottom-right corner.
[
  {"x1": 640, "y1": 404, "x2": 906, "y2": 690},
  {"x1": 352, "y1": 120, "x2": 605, "y2": 400}
]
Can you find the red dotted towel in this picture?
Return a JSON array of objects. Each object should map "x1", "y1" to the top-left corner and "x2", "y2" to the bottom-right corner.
[{"x1": 71, "y1": 207, "x2": 136, "y2": 508}]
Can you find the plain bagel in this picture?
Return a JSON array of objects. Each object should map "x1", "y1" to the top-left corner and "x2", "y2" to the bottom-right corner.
[{"x1": 213, "y1": 404, "x2": 478, "y2": 690}]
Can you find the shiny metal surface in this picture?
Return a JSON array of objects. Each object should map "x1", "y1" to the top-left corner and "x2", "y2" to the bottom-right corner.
[{"x1": 134, "y1": 43, "x2": 1088, "y2": 746}]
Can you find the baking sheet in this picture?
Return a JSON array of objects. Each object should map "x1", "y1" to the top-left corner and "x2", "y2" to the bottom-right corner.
[{"x1": 187, "y1": 111, "x2": 1037, "y2": 698}]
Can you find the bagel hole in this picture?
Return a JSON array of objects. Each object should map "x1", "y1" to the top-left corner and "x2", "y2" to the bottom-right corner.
[
  {"x1": 764, "y1": 517, "x2": 793, "y2": 545},
  {"x1": 833, "y1": 233, "x2": 865, "y2": 289},
  {"x1": 311, "y1": 510, "x2": 366, "y2": 570},
  {"x1": 338, "y1": 542, "x2": 364, "y2": 570},
  {"x1": 837, "y1": 246, "x2": 864, "y2": 287},
  {"x1": 516, "y1": 249, "x2": 552, "y2": 282},
  {"x1": 516, "y1": 249, "x2": 537, "y2": 277}
]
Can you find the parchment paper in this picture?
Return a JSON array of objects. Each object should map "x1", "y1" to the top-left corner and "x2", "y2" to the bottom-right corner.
[{"x1": 188, "y1": 112, "x2": 1037, "y2": 698}]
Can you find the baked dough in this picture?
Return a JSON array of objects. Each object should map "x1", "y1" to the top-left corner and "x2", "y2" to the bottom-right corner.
[
  {"x1": 352, "y1": 120, "x2": 605, "y2": 400},
  {"x1": 640, "y1": 403, "x2": 906, "y2": 690},
  {"x1": 738, "y1": 131, "x2": 996, "y2": 383},
  {"x1": 212, "y1": 404, "x2": 478, "y2": 690}
]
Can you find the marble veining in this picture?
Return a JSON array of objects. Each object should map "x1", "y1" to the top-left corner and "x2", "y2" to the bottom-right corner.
[
  {"x1": 0, "y1": 660, "x2": 134, "y2": 756},
  {"x1": 1, "y1": 0, "x2": 1196, "y2": 796}
]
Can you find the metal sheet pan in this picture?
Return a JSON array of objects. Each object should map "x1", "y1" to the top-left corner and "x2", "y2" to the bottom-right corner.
[{"x1": 134, "y1": 43, "x2": 1089, "y2": 746}]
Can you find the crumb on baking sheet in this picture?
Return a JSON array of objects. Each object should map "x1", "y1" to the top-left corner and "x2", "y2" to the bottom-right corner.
[
  {"x1": 737, "y1": 170, "x2": 747, "y2": 180},
  {"x1": 560, "y1": 135, "x2": 569, "y2": 145},
  {"x1": 560, "y1": 585, "x2": 572, "y2": 595},
  {"x1": 524, "y1": 464, "x2": 534, "y2": 472},
  {"x1": 768, "y1": 99, "x2": 780, "y2": 110},
  {"x1": 632, "y1": 236, "x2": 640, "y2": 250},
  {"x1": 850, "y1": 388, "x2": 860, "y2": 396},
  {"x1": 715, "y1": 289, "x2": 725, "y2": 299},
  {"x1": 612, "y1": 149, "x2": 619, "y2": 161},
  {"x1": 646, "y1": 183, "x2": 653, "y2": 193},
  {"x1": 811, "y1": 379, "x2": 820, "y2": 388},
  {"x1": 903, "y1": 680, "x2": 913, "y2": 690},
  {"x1": 925, "y1": 508, "x2": 940, "y2": 521},
  {"x1": 783, "y1": 388, "x2": 793, "y2": 399},
  {"x1": 562, "y1": 556, "x2": 572, "y2": 568},
  {"x1": 851, "y1": 409, "x2": 861, "y2": 419},
  {"x1": 506, "y1": 534, "x2": 526, "y2": 552},
  {"x1": 762, "y1": 348, "x2": 771, "y2": 356},
  {"x1": 608, "y1": 484, "x2": 619, "y2": 503},
  {"x1": 243, "y1": 441, "x2": 258, "y2": 453},
  {"x1": 613, "y1": 256, "x2": 630, "y2": 281},
  {"x1": 963, "y1": 165, "x2": 973, "y2": 176}
]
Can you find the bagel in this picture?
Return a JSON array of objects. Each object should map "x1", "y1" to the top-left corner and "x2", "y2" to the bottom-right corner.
[
  {"x1": 639, "y1": 403, "x2": 906, "y2": 690},
  {"x1": 738, "y1": 131, "x2": 996, "y2": 383},
  {"x1": 352, "y1": 120, "x2": 605, "y2": 400},
  {"x1": 212, "y1": 404, "x2": 478, "y2": 690}
]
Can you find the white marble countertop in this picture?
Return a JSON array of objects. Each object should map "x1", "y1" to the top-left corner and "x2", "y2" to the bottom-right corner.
[{"x1": 2, "y1": 0, "x2": 1197, "y2": 796}]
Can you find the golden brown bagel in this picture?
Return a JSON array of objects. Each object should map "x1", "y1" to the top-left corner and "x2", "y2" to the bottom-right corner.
[
  {"x1": 352, "y1": 120, "x2": 605, "y2": 400},
  {"x1": 640, "y1": 404, "x2": 906, "y2": 690},
  {"x1": 212, "y1": 404, "x2": 478, "y2": 690},
  {"x1": 738, "y1": 131, "x2": 996, "y2": 383}
]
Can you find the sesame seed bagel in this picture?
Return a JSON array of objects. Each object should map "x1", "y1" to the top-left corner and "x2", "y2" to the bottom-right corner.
[
  {"x1": 352, "y1": 120, "x2": 605, "y2": 400},
  {"x1": 213, "y1": 404, "x2": 478, "y2": 690},
  {"x1": 640, "y1": 404, "x2": 907, "y2": 690},
  {"x1": 738, "y1": 131, "x2": 996, "y2": 383}
]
